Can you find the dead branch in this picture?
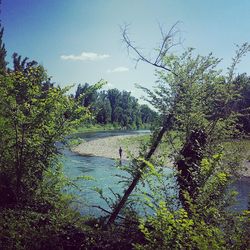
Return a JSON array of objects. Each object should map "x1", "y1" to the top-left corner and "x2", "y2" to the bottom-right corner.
[{"x1": 121, "y1": 22, "x2": 182, "y2": 76}]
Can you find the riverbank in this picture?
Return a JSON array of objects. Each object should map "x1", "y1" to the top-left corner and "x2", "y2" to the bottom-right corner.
[
  {"x1": 71, "y1": 134, "x2": 250, "y2": 177},
  {"x1": 71, "y1": 123, "x2": 152, "y2": 134},
  {"x1": 71, "y1": 124, "x2": 122, "y2": 134},
  {"x1": 72, "y1": 134, "x2": 141, "y2": 159}
]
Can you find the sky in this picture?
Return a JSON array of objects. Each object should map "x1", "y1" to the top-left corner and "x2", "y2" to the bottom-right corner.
[{"x1": 1, "y1": 0, "x2": 250, "y2": 100}]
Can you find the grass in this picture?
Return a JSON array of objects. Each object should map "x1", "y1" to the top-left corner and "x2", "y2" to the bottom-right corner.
[
  {"x1": 120, "y1": 134, "x2": 172, "y2": 159},
  {"x1": 120, "y1": 133, "x2": 250, "y2": 164},
  {"x1": 71, "y1": 123, "x2": 122, "y2": 133},
  {"x1": 71, "y1": 123, "x2": 153, "y2": 134},
  {"x1": 121, "y1": 134, "x2": 151, "y2": 146},
  {"x1": 66, "y1": 137, "x2": 86, "y2": 148},
  {"x1": 224, "y1": 139, "x2": 250, "y2": 161},
  {"x1": 224, "y1": 138, "x2": 250, "y2": 151}
]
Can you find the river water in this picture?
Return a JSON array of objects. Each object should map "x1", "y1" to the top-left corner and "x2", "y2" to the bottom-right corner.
[{"x1": 61, "y1": 130, "x2": 250, "y2": 217}]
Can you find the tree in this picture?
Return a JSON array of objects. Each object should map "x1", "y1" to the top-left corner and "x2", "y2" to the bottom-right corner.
[
  {"x1": 0, "y1": 57, "x2": 87, "y2": 206},
  {"x1": 107, "y1": 88, "x2": 121, "y2": 123},
  {"x1": 232, "y1": 74, "x2": 250, "y2": 133},
  {"x1": 75, "y1": 83, "x2": 98, "y2": 107},
  {"x1": 140, "y1": 104, "x2": 157, "y2": 124},
  {"x1": 0, "y1": 24, "x2": 7, "y2": 73},
  {"x1": 0, "y1": 30, "x2": 105, "y2": 247},
  {"x1": 106, "y1": 24, "x2": 250, "y2": 225},
  {"x1": 95, "y1": 91, "x2": 112, "y2": 124},
  {"x1": 106, "y1": 23, "x2": 184, "y2": 225},
  {"x1": 73, "y1": 84, "x2": 156, "y2": 128},
  {"x1": 12, "y1": 52, "x2": 37, "y2": 73}
]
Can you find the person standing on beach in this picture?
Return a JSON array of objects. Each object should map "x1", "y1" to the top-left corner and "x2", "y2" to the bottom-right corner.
[{"x1": 119, "y1": 147, "x2": 122, "y2": 159}]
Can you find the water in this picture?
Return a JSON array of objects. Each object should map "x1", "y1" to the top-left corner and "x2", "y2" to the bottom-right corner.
[
  {"x1": 62, "y1": 130, "x2": 155, "y2": 216},
  {"x1": 62, "y1": 152, "x2": 125, "y2": 216},
  {"x1": 61, "y1": 130, "x2": 250, "y2": 216},
  {"x1": 231, "y1": 177, "x2": 250, "y2": 211}
]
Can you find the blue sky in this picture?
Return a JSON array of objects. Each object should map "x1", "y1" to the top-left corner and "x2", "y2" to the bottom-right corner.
[{"x1": 2, "y1": 0, "x2": 250, "y2": 99}]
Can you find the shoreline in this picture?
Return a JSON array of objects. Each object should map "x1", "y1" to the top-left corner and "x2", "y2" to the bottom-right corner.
[
  {"x1": 71, "y1": 134, "x2": 250, "y2": 177},
  {"x1": 72, "y1": 134, "x2": 141, "y2": 160}
]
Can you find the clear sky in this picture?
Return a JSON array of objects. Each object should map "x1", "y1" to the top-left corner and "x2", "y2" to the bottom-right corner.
[{"x1": 1, "y1": 0, "x2": 250, "y2": 99}]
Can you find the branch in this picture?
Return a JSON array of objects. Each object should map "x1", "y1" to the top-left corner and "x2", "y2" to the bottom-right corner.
[
  {"x1": 121, "y1": 23, "x2": 181, "y2": 76},
  {"x1": 155, "y1": 21, "x2": 181, "y2": 65},
  {"x1": 227, "y1": 43, "x2": 250, "y2": 84},
  {"x1": 92, "y1": 205, "x2": 140, "y2": 225}
]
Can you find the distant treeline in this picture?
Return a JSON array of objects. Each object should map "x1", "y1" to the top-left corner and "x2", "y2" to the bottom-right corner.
[
  {"x1": 73, "y1": 83, "x2": 158, "y2": 129},
  {"x1": 73, "y1": 75, "x2": 250, "y2": 133}
]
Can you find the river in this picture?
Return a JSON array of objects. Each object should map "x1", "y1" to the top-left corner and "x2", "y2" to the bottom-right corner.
[{"x1": 60, "y1": 130, "x2": 250, "y2": 217}]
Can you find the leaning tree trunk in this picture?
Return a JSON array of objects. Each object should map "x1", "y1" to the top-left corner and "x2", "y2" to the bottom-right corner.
[
  {"x1": 106, "y1": 115, "x2": 172, "y2": 226},
  {"x1": 106, "y1": 23, "x2": 180, "y2": 226}
]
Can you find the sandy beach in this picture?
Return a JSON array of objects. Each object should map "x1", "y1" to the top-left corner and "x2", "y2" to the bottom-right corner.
[
  {"x1": 72, "y1": 134, "x2": 141, "y2": 160},
  {"x1": 72, "y1": 134, "x2": 250, "y2": 177}
]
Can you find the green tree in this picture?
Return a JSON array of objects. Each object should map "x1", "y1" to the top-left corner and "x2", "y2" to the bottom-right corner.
[
  {"x1": 0, "y1": 58, "x2": 87, "y2": 206},
  {"x1": 106, "y1": 88, "x2": 121, "y2": 123},
  {"x1": 106, "y1": 25, "x2": 249, "y2": 227},
  {"x1": 0, "y1": 24, "x2": 7, "y2": 73},
  {"x1": 103, "y1": 26, "x2": 250, "y2": 249},
  {"x1": 95, "y1": 91, "x2": 112, "y2": 124},
  {"x1": 232, "y1": 74, "x2": 250, "y2": 133},
  {"x1": 140, "y1": 104, "x2": 157, "y2": 124},
  {"x1": 115, "y1": 91, "x2": 139, "y2": 128},
  {"x1": 135, "y1": 202, "x2": 226, "y2": 250},
  {"x1": 75, "y1": 83, "x2": 98, "y2": 107},
  {"x1": 73, "y1": 84, "x2": 156, "y2": 128},
  {"x1": 12, "y1": 52, "x2": 37, "y2": 73}
]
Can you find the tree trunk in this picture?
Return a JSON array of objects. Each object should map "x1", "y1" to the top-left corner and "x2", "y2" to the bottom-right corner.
[{"x1": 106, "y1": 115, "x2": 171, "y2": 226}]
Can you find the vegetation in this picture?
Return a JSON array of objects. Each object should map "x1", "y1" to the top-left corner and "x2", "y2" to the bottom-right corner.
[
  {"x1": 232, "y1": 73, "x2": 250, "y2": 134},
  {"x1": 73, "y1": 123, "x2": 122, "y2": 133},
  {"x1": 0, "y1": 24, "x2": 7, "y2": 73},
  {"x1": 0, "y1": 20, "x2": 250, "y2": 250},
  {"x1": 105, "y1": 25, "x2": 250, "y2": 247},
  {"x1": 0, "y1": 48, "x2": 94, "y2": 247},
  {"x1": 74, "y1": 83, "x2": 158, "y2": 130}
]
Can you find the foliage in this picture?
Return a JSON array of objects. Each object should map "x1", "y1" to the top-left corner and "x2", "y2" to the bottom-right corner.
[
  {"x1": 129, "y1": 45, "x2": 250, "y2": 249},
  {"x1": 0, "y1": 163, "x2": 89, "y2": 249},
  {"x1": 0, "y1": 54, "x2": 94, "y2": 248},
  {"x1": 232, "y1": 73, "x2": 250, "y2": 134},
  {"x1": 73, "y1": 122, "x2": 123, "y2": 133},
  {"x1": 136, "y1": 45, "x2": 250, "y2": 210},
  {"x1": 135, "y1": 200, "x2": 250, "y2": 250},
  {"x1": 74, "y1": 85, "x2": 158, "y2": 129},
  {"x1": 105, "y1": 25, "x2": 250, "y2": 250},
  {"x1": 135, "y1": 202, "x2": 226, "y2": 250},
  {"x1": 106, "y1": 43, "x2": 247, "y2": 223},
  {"x1": 75, "y1": 82, "x2": 99, "y2": 107},
  {"x1": 1, "y1": 19, "x2": 250, "y2": 249},
  {"x1": 0, "y1": 61, "x2": 89, "y2": 206},
  {"x1": 0, "y1": 24, "x2": 7, "y2": 73},
  {"x1": 134, "y1": 151, "x2": 249, "y2": 250}
]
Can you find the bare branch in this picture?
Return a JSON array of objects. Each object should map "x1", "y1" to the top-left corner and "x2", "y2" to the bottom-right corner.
[
  {"x1": 155, "y1": 21, "x2": 181, "y2": 65},
  {"x1": 121, "y1": 22, "x2": 182, "y2": 76}
]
